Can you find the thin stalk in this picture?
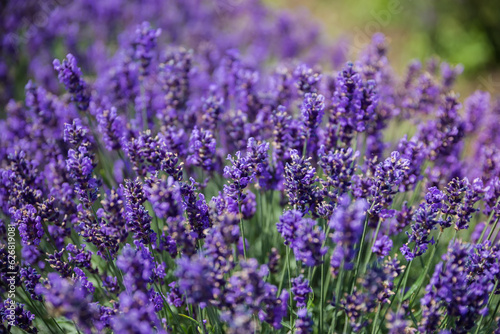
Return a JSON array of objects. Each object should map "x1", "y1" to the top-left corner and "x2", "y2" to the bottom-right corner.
[
  {"x1": 478, "y1": 197, "x2": 500, "y2": 243},
  {"x1": 362, "y1": 217, "x2": 383, "y2": 274},
  {"x1": 286, "y1": 247, "x2": 293, "y2": 329},
  {"x1": 277, "y1": 247, "x2": 290, "y2": 295},
  {"x1": 474, "y1": 280, "x2": 499, "y2": 334},
  {"x1": 485, "y1": 296, "x2": 500, "y2": 330},
  {"x1": 371, "y1": 304, "x2": 382, "y2": 334},
  {"x1": 329, "y1": 262, "x2": 344, "y2": 334},
  {"x1": 238, "y1": 201, "x2": 247, "y2": 260},
  {"x1": 351, "y1": 203, "x2": 375, "y2": 293},
  {"x1": 487, "y1": 218, "x2": 499, "y2": 242},
  {"x1": 320, "y1": 260, "x2": 325, "y2": 334}
]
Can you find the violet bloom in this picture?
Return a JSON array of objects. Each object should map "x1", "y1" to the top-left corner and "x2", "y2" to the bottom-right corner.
[
  {"x1": 368, "y1": 151, "x2": 410, "y2": 220},
  {"x1": 143, "y1": 175, "x2": 183, "y2": 220},
  {"x1": 464, "y1": 91, "x2": 490, "y2": 133},
  {"x1": 95, "y1": 107, "x2": 125, "y2": 151},
  {"x1": 401, "y1": 187, "x2": 445, "y2": 261},
  {"x1": 0, "y1": 299, "x2": 37, "y2": 334},
  {"x1": 224, "y1": 259, "x2": 288, "y2": 329},
  {"x1": 180, "y1": 178, "x2": 212, "y2": 239},
  {"x1": 159, "y1": 47, "x2": 192, "y2": 121},
  {"x1": 116, "y1": 242, "x2": 165, "y2": 293},
  {"x1": 66, "y1": 145, "x2": 101, "y2": 207},
  {"x1": 284, "y1": 149, "x2": 320, "y2": 214},
  {"x1": 121, "y1": 178, "x2": 157, "y2": 245},
  {"x1": 301, "y1": 92, "x2": 325, "y2": 139},
  {"x1": 318, "y1": 146, "x2": 359, "y2": 203},
  {"x1": 293, "y1": 63, "x2": 322, "y2": 96},
  {"x1": 372, "y1": 235, "x2": 393, "y2": 257},
  {"x1": 186, "y1": 126, "x2": 217, "y2": 171},
  {"x1": 53, "y1": 54, "x2": 90, "y2": 112},
  {"x1": 20, "y1": 266, "x2": 41, "y2": 301},
  {"x1": 291, "y1": 275, "x2": 312, "y2": 308},
  {"x1": 240, "y1": 190, "x2": 257, "y2": 220},
  {"x1": 420, "y1": 242, "x2": 493, "y2": 333},
  {"x1": 175, "y1": 254, "x2": 217, "y2": 308},
  {"x1": 295, "y1": 308, "x2": 313, "y2": 334},
  {"x1": 111, "y1": 290, "x2": 165, "y2": 334},
  {"x1": 223, "y1": 151, "x2": 254, "y2": 207},
  {"x1": 330, "y1": 196, "x2": 368, "y2": 276},
  {"x1": 132, "y1": 22, "x2": 161, "y2": 77},
  {"x1": 167, "y1": 281, "x2": 184, "y2": 308},
  {"x1": 9, "y1": 205, "x2": 43, "y2": 246},
  {"x1": 201, "y1": 92, "x2": 224, "y2": 131},
  {"x1": 277, "y1": 210, "x2": 327, "y2": 266},
  {"x1": 35, "y1": 273, "x2": 98, "y2": 333}
]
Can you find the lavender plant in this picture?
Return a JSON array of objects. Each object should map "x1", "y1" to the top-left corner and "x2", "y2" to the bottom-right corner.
[{"x1": 1, "y1": 2, "x2": 500, "y2": 334}]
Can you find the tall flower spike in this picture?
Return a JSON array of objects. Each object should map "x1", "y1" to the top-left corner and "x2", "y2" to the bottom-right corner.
[
  {"x1": 330, "y1": 196, "x2": 368, "y2": 276},
  {"x1": 121, "y1": 178, "x2": 157, "y2": 245},
  {"x1": 291, "y1": 275, "x2": 312, "y2": 308},
  {"x1": 53, "y1": 54, "x2": 90, "y2": 112},
  {"x1": 132, "y1": 22, "x2": 161, "y2": 77},
  {"x1": 301, "y1": 92, "x2": 325, "y2": 138},
  {"x1": 293, "y1": 63, "x2": 322, "y2": 96}
]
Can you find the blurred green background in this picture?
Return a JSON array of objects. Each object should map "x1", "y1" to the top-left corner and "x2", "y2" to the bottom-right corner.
[{"x1": 268, "y1": 0, "x2": 500, "y2": 96}]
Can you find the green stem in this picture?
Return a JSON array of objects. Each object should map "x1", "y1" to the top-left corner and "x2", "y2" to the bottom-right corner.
[
  {"x1": 277, "y1": 247, "x2": 290, "y2": 296},
  {"x1": 351, "y1": 203, "x2": 374, "y2": 293},
  {"x1": 487, "y1": 218, "x2": 499, "y2": 242},
  {"x1": 371, "y1": 304, "x2": 382, "y2": 334},
  {"x1": 329, "y1": 262, "x2": 344, "y2": 334},
  {"x1": 478, "y1": 197, "x2": 500, "y2": 244},
  {"x1": 238, "y1": 202, "x2": 247, "y2": 260},
  {"x1": 286, "y1": 247, "x2": 293, "y2": 329},
  {"x1": 362, "y1": 217, "x2": 383, "y2": 274},
  {"x1": 320, "y1": 260, "x2": 324, "y2": 334},
  {"x1": 485, "y1": 295, "x2": 500, "y2": 330}
]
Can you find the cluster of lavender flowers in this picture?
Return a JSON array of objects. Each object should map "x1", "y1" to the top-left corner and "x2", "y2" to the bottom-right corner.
[{"x1": 1, "y1": 1, "x2": 500, "y2": 333}]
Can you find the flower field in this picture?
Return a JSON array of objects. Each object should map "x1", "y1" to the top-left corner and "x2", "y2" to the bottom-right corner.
[{"x1": 1, "y1": 1, "x2": 500, "y2": 333}]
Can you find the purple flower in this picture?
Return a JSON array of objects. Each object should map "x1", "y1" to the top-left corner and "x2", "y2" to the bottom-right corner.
[
  {"x1": 464, "y1": 91, "x2": 490, "y2": 133},
  {"x1": 291, "y1": 216, "x2": 328, "y2": 267},
  {"x1": 293, "y1": 63, "x2": 322, "y2": 96},
  {"x1": 121, "y1": 178, "x2": 157, "y2": 245},
  {"x1": 175, "y1": 254, "x2": 217, "y2": 308},
  {"x1": 181, "y1": 178, "x2": 212, "y2": 239},
  {"x1": 35, "y1": 273, "x2": 98, "y2": 333},
  {"x1": 284, "y1": 149, "x2": 320, "y2": 214},
  {"x1": 111, "y1": 290, "x2": 165, "y2": 334},
  {"x1": 372, "y1": 235, "x2": 393, "y2": 257},
  {"x1": 116, "y1": 242, "x2": 164, "y2": 292},
  {"x1": 9, "y1": 205, "x2": 43, "y2": 246},
  {"x1": 186, "y1": 127, "x2": 217, "y2": 171},
  {"x1": 0, "y1": 299, "x2": 37, "y2": 334},
  {"x1": 143, "y1": 175, "x2": 183, "y2": 220},
  {"x1": 132, "y1": 22, "x2": 161, "y2": 77},
  {"x1": 95, "y1": 107, "x2": 125, "y2": 151},
  {"x1": 167, "y1": 281, "x2": 184, "y2": 308},
  {"x1": 295, "y1": 308, "x2": 313, "y2": 334},
  {"x1": 330, "y1": 196, "x2": 368, "y2": 275},
  {"x1": 301, "y1": 93, "x2": 325, "y2": 138}
]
